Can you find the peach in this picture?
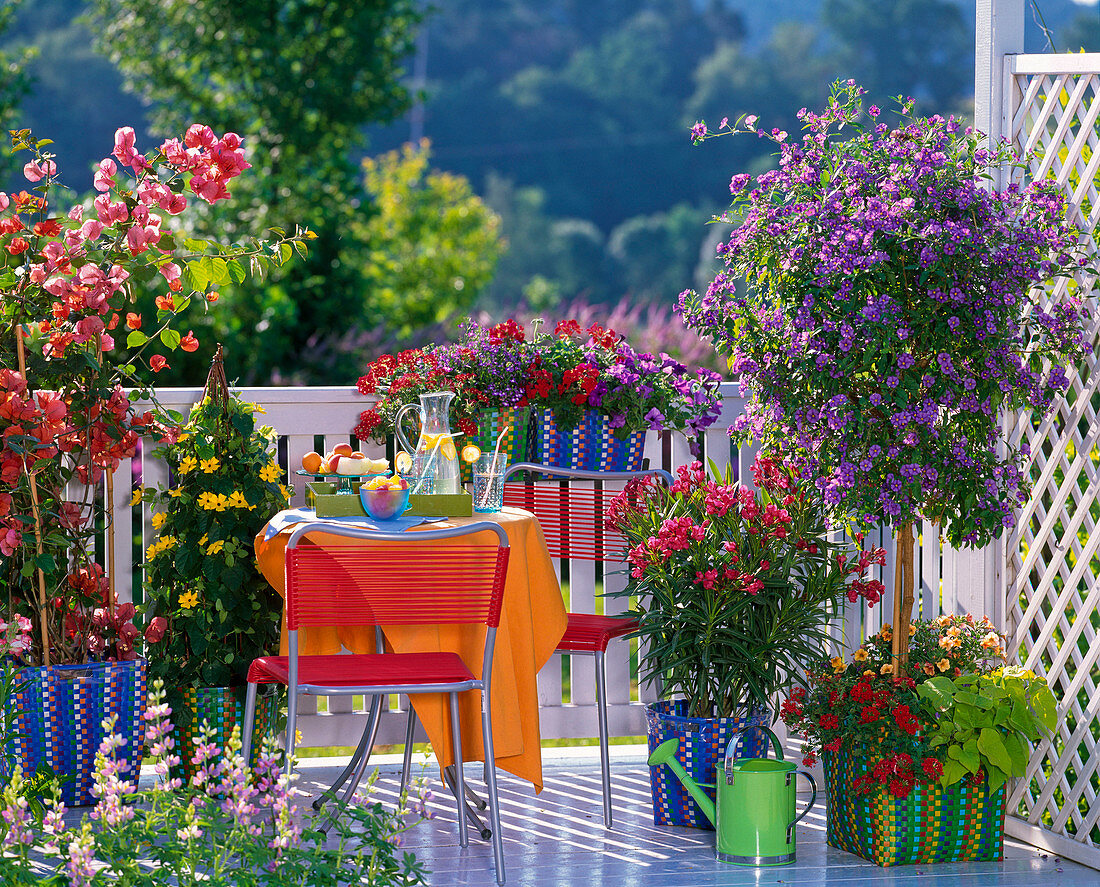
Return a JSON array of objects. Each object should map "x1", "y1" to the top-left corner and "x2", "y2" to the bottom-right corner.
[
  {"x1": 301, "y1": 451, "x2": 323, "y2": 473},
  {"x1": 332, "y1": 443, "x2": 354, "y2": 457}
]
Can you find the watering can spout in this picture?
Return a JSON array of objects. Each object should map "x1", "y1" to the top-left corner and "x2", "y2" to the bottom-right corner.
[{"x1": 647, "y1": 738, "x2": 717, "y2": 828}]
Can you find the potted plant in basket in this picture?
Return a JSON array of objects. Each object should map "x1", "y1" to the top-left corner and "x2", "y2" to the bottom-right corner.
[
  {"x1": 604, "y1": 452, "x2": 886, "y2": 828},
  {"x1": 355, "y1": 318, "x2": 533, "y2": 470},
  {"x1": 679, "y1": 81, "x2": 1087, "y2": 860},
  {"x1": 525, "y1": 319, "x2": 723, "y2": 470},
  {"x1": 781, "y1": 616, "x2": 1056, "y2": 865},
  {"x1": 0, "y1": 127, "x2": 306, "y2": 803},
  {"x1": 355, "y1": 317, "x2": 724, "y2": 472},
  {"x1": 140, "y1": 348, "x2": 291, "y2": 778}
]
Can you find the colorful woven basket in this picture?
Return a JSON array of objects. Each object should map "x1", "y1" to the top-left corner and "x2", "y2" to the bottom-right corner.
[
  {"x1": 9, "y1": 659, "x2": 147, "y2": 807},
  {"x1": 461, "y1": 406, "x2": 532, "y2": 484},
  {"x1": 824, "y1": 746, "x2": 1007, "y2": 865},
  {"x1": 172, "y1": 685, "x2": 279, "y2": 781},
  {"x1": 534, "y1": 408, "x2": 646, "y2": 472},
  {"x1": 646, "y1": 700, "x2": 770, "y2": 829}
]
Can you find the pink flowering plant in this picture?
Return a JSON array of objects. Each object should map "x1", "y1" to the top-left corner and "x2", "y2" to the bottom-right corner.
[
  {"x1": 679, "y1": 80, "x2": 1089, "y2": 660},
  {"x1": 604, "y1": 453, "x2": 886, "y2": 719},
  {"x1": 0, "y1": 127, "x2": 308, "y2": 667},
  {"x1": 0, "y1": 679, "x2": 431, "y2": 886}
]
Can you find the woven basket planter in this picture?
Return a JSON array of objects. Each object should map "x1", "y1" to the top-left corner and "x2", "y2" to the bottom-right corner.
[
  {"x1": 533, "y1": 408, "x2": 645, "y2": 472},
  {"x1": 645, "y1": 700, "x2": 770, "y2": 829},
  {"x1": 171, "y1": 685, "x2": 279, "y2": 782},
  {"x1": 460, "y1": 406, "x2": 532, "y2": 484},
  {"x1": 9, "y1": 659, "x2": 147, "y2": 807},
  {"x1": 824, "y1": 746, "x2": 1007, "y2": 865}
]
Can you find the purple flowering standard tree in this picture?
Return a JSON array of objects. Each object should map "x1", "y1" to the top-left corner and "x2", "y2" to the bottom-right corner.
[{"x1": 679, "y1": 81, "x2": 1090, "y2": 663}]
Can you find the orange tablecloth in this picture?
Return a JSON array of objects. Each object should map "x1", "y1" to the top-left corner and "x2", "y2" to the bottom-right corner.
[{"x1": 254, "y1": 507, "x2": 567, "y2": 792}]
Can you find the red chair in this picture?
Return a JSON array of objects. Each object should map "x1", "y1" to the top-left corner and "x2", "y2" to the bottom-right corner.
[
  {"x1": 502, "y1": 462, "x2": 672, "y2": 828},
  {"x1": 241, "y1": 521, "x2": 511, "y2": 885}
]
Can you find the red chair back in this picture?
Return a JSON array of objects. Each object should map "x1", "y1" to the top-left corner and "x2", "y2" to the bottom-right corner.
[
  {"x1": 284, "y1": 524, "x2": 509, "y2": 631},
  {"x1": 502, "y1": 465, "x2": 671, "y2": 564}
]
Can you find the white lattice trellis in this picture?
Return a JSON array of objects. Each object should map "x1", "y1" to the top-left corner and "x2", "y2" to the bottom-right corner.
[{"x1": 1002, "y1": 53, "x2": 1100, "y2": 863}]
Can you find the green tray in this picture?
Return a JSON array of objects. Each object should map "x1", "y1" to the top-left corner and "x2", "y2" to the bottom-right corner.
[
  {"x1": 407, "y1": 491, "x2": 472, "y2": 517},
  {"x1": 307, "y1": 481, "x2": 367, "y2": 517}
]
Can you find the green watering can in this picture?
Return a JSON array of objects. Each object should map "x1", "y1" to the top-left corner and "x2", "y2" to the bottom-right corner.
[{"x1": 648, "y1": 726, "x2": 817, "y2": 866}]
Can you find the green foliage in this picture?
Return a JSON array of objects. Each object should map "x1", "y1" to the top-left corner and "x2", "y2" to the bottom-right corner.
[
  {"x1": 357, "y1": 140, "x2": 504, "y2": 333},
  {"x1": 917, "y1": 668, "x2": 1058, "y2": 793},
  {"x1": 141, "y1": 393, "x2": 290, "y2": 697},
  {"x1": 87, "y1": 0, "x2": 423, "y2": 384},
  {"x1": 0, "y1": 0, "x2": 34, "y2": 179}
]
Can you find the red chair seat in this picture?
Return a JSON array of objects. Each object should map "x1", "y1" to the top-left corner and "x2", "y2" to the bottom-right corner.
[
  {"x1": 247, "y1": 652, "x2": 476, "y2": 688},
  {"x1": 555, "y1": 613, "x2": 639, "y2": 654}
]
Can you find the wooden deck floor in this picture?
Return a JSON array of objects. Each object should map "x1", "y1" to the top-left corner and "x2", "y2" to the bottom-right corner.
[{"x1": 296, "y1": 749, "x2": 1097, "y2": 887}]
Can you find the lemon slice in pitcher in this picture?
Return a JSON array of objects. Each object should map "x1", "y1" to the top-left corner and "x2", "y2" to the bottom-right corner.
[
  {"x1": 461, "y1": 445, "x2": 481, "y2": 463},
  {"x1": 394, "y1": 451, "x2": 413, "y2": 474}
]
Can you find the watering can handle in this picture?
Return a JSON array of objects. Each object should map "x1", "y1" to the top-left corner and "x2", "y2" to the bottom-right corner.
[
  {"x1": 394, "y1": 403, "x2": 420, "y2": 454},
  {"x1": 724, "y1": 724, "x2": 783, "y2": 783},
  {"x1": 786, "y1": 770, "x2": 818, "y2": 844}
]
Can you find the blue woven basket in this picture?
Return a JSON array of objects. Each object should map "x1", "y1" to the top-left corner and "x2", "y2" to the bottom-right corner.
[
  {"x1": 9, "y1": 659, "x2": 147, "y2": 806},
  {"x1": 646, "y1": 700, "x2": 770, "y2": 829},
  {"x1": 534, "y1": 408, "x2": 646, "y2": 472}
]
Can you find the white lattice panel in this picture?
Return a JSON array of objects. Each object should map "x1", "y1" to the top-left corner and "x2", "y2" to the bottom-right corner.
[{"x1": 1003, "y1": 55, "x2": 1100, "y2": 856}]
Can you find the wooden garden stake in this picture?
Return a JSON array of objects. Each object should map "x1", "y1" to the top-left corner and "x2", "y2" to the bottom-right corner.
[
  {"x1": 891, "y1": 522, "x2": 915, "y2": 667},
  {"x1": 14, "y1": 326, "x2": 51, "y2": 667}
]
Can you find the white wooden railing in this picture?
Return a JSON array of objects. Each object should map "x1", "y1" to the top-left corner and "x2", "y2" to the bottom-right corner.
[{"x1": 110, "y1": 384, "x2": 994, "y2": 749}]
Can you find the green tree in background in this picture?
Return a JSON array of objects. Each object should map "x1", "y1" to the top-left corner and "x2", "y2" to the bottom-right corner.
[
  {"x1": 88, "y1": 0, "x2": 422, "y2": 384},
  {"x1": 357, "y1": 140, "x2": 503, "y2": 333},
  {"x1": 0, "y1": 0, "x2": 34, "y2": 178}
]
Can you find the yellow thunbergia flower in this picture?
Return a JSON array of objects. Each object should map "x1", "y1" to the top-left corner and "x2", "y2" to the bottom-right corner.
[
  {"x1": 129, "y1": 489, "x2": 143, "y2": 506},
  {"x1": 214, "y1": 494, "x2": 230, "y2": 512},
  {"x1": 146, "y1": 543, "x2": 159, "y2": 561},
  {"x1": 177, "y1": 433, "x2": 191, "y2": 442},
  {"x1": 253, "y1": 404, "x2": 266, "y2": 414},
  {"x1": 206, "y1": 540, "x2": 225, "y2": 555},
  {"x1": 197, "y1": 492, "x2": 216, "y2": 510},
  {"x1": 179, "y1": 590, "x2": 199, "y2": 610},
  {"x1": 168, "y1": 487, "x2": 184, "y2": 498},
  {"x1": 179, "y1": 456, "x2": 198, "y2": 474},
  {"x1": 259, "y1": 463, "x2": 280, "y2": 483},
  {"x1": 226, "y1": 491, "x2": 249, "y2": 509},
  {"x1": 200, "y1": 457, "x2": 221, "y2": 474},
  {"x1": 161, "y1": 536, "x2": 178, "y2": 550},
  {"x1": 199, "y1": 534, "x2": 208, "y2": 546},
  {"x1": 279, "y1": 485, "x2": 290, "y2": 502},
  {"x1": 151, "y1": 512, "x2": 166, "y2": 530}
]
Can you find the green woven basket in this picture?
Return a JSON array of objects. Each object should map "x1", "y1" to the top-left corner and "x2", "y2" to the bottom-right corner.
[
  {"x1": 171, "y1": 685, "x2": 279, "y2": 781},
  {"x1": 824, "y1": 746, "x2": 1006, "y2": 866}
]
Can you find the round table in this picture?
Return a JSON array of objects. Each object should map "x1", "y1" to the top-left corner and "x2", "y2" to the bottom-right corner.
[{"x1": 254, "y1": 507, "x2": 567, "y2": 791}]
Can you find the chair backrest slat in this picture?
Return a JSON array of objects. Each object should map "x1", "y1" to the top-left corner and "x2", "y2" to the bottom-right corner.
[
  {"x1": 284, "y1": 526, "x2": 509, "y2": 631},
  {"x1": 502, "y1": 465, "x2": 671, "y2": 564}
]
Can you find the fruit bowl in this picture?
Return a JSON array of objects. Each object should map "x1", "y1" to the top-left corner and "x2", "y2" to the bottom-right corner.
[{"x1": 359, "y1": 484, "x2": 411, "y2": 521}]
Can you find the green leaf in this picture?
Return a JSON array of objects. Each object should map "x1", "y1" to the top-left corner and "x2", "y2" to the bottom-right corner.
[
  {"x1": 227, "y1": 259, "x2": 246, "y2": 284},
  {"x1": 917, "y1": 675, "x2": 956, "y2": 709},
  {"x1": 126, "y1": 330, "x2": 149, "y2": 347},
  {"x1": 958, "y1": 739, "x2": 981, "y2": 774},
  {"x1": 977, "y1": 727, "x2": 1012, "y2": 774},
  {"x1": 1003, "y1": 731, "x2": 1028, "y2": 775},
  {"x1": 987, "y1": 766, "x2": 1007, "y2": 794},
  {"x1": 1029, "y1": 684, "x2": 1058, "y2": 732},
  {"x1": 941, "y1": 758, "x2": 968, "y2": 787},
  {"x1": 160, "y1": 328, "x2": 182, "y2": 350}
]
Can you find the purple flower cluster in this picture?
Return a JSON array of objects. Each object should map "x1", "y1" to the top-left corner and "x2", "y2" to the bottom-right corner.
[{"x1": 680, "y1": 80, "x2": 1089, "y2": 547}]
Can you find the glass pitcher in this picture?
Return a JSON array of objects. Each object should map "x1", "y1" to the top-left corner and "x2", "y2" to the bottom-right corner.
[{"x1": 394, "y1": 391, "x2": 462, "y2": 495}]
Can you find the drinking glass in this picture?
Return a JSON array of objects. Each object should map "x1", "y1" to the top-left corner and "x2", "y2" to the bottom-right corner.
[{"x1": 473, "y1": 454, "x2": 507, "y2": 513}]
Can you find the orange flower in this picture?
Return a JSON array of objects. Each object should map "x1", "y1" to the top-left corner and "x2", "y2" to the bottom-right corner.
[
  {"x1": 150, "y1": 354, "x2": 168, "y2": 373},
  {"x1": 126, "y1": 313, "x2": 142, "y2": 330},
  {"x1": 155, "y1": 294, "x2": 175, "y2": 312},
  {"x1": 180, "y1": 331, "x2": 199, "y2": 352}
]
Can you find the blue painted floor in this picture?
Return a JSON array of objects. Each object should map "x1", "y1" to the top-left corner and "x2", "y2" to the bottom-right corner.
[{"x1": 295, "y1": 752, "x2": 1099, "y2": 887}]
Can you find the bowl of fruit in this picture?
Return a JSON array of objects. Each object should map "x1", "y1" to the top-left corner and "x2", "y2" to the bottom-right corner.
[{"x1": 359, "y1": 475, "x2": 411, "y2": 521}]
